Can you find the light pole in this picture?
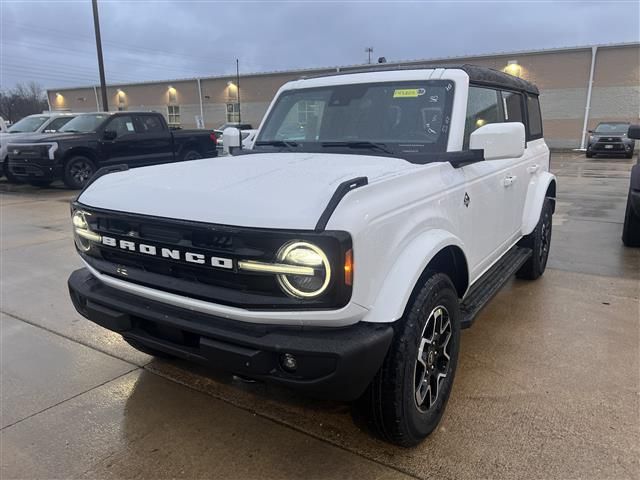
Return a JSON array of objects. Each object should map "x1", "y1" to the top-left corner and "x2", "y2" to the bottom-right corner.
[
  {"x1": 236, "y1": 59, "x2": 241, "y2": 123},
  {"x1": 92, "y1": 0, "x2": 108, "y2": 111},
  {"x1": 365, "y1": 47, "x2": 374, "y2": 64}
]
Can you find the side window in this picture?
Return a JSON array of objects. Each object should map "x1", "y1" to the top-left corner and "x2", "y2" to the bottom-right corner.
[
  {"x1": 45, "y1": 117, "x2": 73, "y2": 132},
  {"x1": 104, "y1": 116, "x2": 136, "y2": 138},
  {"x1": 463, "y1": 87, "x2": 502, "y2": 149},
  {"x1": 501, "y1": 91, "x2": 524, "y2": 124},
  {"x1": 527, "y1": 95, "x2": 543, "y2": 139},
  {"x1": 137, "y1": 115, "x2": 165, "y2": 133}
]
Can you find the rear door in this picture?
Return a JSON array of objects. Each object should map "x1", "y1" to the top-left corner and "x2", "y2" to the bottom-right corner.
[
  {"x1": 132, "y1": 114, "x2": 174, "y2": 165},
  {"x1": 499, "y1": 90, "x2": 531, "y2": 244}
]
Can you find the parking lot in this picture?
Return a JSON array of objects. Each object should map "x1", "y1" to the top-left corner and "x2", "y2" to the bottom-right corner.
[{"x1": 1, "y1": 152, "x2": 638, "y2": 479}]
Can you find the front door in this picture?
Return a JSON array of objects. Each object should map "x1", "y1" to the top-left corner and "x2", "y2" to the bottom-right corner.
[
  {"x1": 99, "y1": 115, "x2": 140, "y2": 165},
  {"x1": 132, "y1": 114, "x2": 174, "y2": 165}
]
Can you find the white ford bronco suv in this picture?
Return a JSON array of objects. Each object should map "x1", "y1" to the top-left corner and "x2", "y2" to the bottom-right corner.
[{"x1": 68, "y1": 65, "x2": 555, "y2": 446}]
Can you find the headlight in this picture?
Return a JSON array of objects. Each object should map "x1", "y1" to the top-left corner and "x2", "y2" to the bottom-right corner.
[
  {"x1": 72, "y1": 210, "x2": 101, "y2": 251},
  {"x1": 276, "y1": 241, "x2": 331, "y2": 298}
]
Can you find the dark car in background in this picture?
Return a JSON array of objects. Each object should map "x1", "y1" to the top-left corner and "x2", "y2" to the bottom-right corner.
[
  {"x1": 586, "y1": 122, "x2": 635, "y2": 158},
  {"x1": 7, "y1": 111, "x2": 217, "y2": 189}
]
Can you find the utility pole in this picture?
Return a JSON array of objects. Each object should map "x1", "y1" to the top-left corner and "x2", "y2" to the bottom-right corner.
[
  {"x1": 365, "y1": 47, "x2": 374, "y2": 64},
  {"x1": 236, "y1": 59, "x2": 241, "y2": 123},
  {"x1": 92, "y1": 0, "x2": 108, "y2": 111}
]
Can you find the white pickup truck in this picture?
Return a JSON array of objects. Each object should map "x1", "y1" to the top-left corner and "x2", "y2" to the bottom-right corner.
[{"x1": 68, "y1": 65, "x2": 555, "y2": 446}]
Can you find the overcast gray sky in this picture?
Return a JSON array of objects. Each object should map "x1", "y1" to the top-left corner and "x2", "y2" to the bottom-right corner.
[{"x1": 1, "y1": 0, "x2": 638, "y2": 90}]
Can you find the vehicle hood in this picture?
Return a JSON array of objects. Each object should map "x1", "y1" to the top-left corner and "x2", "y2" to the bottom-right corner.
[
  {"x1": 0, "y1": 132, "x2": 45, "y2": 146},
  {"x1": 78, "y1": 152, "x2": 417, "y2": 230},
  {"x1": 5, "y1": 132, "x2": 92, "y2": 144}
]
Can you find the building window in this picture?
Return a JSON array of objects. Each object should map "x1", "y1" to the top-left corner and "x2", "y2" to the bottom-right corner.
[
  {"x1": 297, "y1": 100, "x2": 322, "y2": 125},
  {"x1": 167, "y1": 105, "x2": 180, "y2": 128},
  {"x1": 226, "y1": 103, "x2": 240, "y2": 122}
]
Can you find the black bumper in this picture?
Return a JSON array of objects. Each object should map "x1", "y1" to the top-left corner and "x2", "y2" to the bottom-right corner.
[
  {"x1": 68, "y1": 268, "x2": 393, "y2": 401},
  {"x1": 7, "y1": 157, "x2": 61, "y2": 181},
  {"x1": 588, "y1": 142, "x2": 632, "y2": 154}
]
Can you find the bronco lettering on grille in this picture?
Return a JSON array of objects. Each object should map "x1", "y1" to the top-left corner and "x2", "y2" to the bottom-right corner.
[{"x1": 101, "y1": 235, "x2": 233, "y2": 269}]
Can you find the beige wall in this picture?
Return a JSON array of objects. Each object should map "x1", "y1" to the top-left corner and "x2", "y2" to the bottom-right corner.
[{"x1": 48, "y1": 44, "x2": 640, "y2": 147}]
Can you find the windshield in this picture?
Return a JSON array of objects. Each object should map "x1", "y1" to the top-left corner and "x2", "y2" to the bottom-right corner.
[
  {"x1": 255, "y1": 80, "x2": 454, "y2": 157},
  {"x1": 8, "y1": 115, "x2": 49, "y2": 133},
  {"x1": 59, "y1": 114, "x2": 109, "y2": 133},
  {"x1": 595, "y1": 123, "x2": 629, "y2": 134}
]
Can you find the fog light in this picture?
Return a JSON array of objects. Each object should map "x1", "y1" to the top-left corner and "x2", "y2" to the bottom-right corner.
[{"x1": 280, "y1": 353, "x2": 298, "y2": 372}]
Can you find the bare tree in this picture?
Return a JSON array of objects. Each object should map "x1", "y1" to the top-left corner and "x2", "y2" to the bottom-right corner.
[{"x1": 0, "y1": 82, "x2": 49, "y2": 123}]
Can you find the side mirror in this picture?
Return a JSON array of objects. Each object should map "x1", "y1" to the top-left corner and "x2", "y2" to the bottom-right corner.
[
  {"x1": 470, "y1": 122, "x2": 525, "y2": 161},
  {"x1": 103, "y1": 130, "x2": 117, "y2": 141},
  {"x1": 628, "y1": 125, "x2": 640, "y2": 140},
  {"x1": 588, "y1": 130, "x2": 594, "y2": 134},
  {"x1": 222, "y1": 127, "x2": 241, "y2": 154}
]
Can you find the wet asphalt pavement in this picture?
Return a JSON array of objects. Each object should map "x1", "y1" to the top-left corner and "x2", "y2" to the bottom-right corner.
[{"x1": 1, "y1": 152, "x2": 638, "y2": 479}]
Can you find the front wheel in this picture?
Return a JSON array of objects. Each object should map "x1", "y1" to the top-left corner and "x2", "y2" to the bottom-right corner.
[
  {"x1": 622, "y1": 192, "x2": 640, "y2": 247},
  {"x1": 355, "y1": 272, "x2": 461, "y2": 447},
  {"x1": 63, "y1": 156, "x2": 96, "y2": 189},
  {"x1": 517, "y1": 198, "x2": 553, "y2": 280}
]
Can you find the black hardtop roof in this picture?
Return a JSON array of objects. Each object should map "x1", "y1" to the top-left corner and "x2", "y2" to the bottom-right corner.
[{"x1": 303, "y1": 64, "x2": 539, "y2": 95}]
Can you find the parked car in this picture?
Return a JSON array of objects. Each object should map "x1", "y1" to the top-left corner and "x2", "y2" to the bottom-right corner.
[
  {"x1": 7, "y1": 111, "x2": 217, "y2": 188},
  {"x1": 623, "y1": 124, "x2": 640, "y2": 247},
  {"x1": 586, "y1": 122, "x2": 635, "y2": 158},
  {"x1": 1, "y1": 112, "x2": 76, "y2": 183},
  {"x1": 67, "y1": 65, "x2": 555, "y2": 446},
  {"x1": 214, "y1": 122, "x2": 253, "y2": 150}
]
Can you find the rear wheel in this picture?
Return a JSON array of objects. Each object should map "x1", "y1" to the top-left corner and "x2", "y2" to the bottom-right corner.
[
  {"x1": 2, "y1": 160, "x2": 21, "y2": 183},
  {"x1": 63, "y1": 156, "x2": 96, "y2": 189},
  {"x1": 622, "y1": 192, "x2": 640, "y2": 247},
  {"x1": 182, "y1": 149, "x2": 202, "y2": 161},
  {"x1": 355, "y1": 272, "x2": 461, "y2": 447},
  {"x1": 517, "y1": 198, "x2": 553, "y2": 280}
]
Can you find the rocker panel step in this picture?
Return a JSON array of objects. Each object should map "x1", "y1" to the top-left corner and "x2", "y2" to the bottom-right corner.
[{"x1": 460, "y1": 246, "x2": 532, "y2": 329}]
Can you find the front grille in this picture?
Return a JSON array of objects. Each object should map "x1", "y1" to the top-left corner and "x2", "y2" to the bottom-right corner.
[{"x1": 78, "y1": 204, "x2": 352, "y2": 309}]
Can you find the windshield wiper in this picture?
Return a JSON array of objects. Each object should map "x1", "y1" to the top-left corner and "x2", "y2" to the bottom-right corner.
[
  {"x1": 254, "y1": 140, "x2": 299, "y2": 150},
  {"x1": 320, "y1": 141, "x2": 394, "y2": 155}
]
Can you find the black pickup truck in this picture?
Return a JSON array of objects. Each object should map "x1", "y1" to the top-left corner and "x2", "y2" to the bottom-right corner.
[{"x1": 7, "y1": 111, "x2": 218, "y2": 188}]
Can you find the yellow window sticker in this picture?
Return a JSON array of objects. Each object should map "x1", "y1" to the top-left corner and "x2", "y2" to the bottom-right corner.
[{"x1": 393, "y1": 88, "x2": 426, "y2": 98}]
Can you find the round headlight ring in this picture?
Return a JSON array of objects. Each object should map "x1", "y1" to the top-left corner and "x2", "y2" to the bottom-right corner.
[{"x1": 276, "y1": 241, "x2": 331, "y2": 299}]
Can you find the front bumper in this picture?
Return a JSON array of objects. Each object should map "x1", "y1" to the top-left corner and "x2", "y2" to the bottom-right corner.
[
  {"x1": 68, "y1": 268, "x2": 393, "y2": 401},
  {"x1": 588, "y1": 142, "x2": 633, "y2": 154},
  {"x1": 7, "y1": 157, "x2": 61, "y2": 181}
]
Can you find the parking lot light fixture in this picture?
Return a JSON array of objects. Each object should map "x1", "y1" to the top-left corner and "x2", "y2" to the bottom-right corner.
[{"x1": 504, "y1": 60, "x2": 522, "y2": 78}]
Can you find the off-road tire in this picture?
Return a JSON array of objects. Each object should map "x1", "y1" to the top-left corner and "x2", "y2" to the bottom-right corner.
[
  {"x1": 63, "y1": 156, "x2": 96, "y2": 189},
  {"x1": 622, "y1": 192, "x2": 640, "y2": 247},
  {"x1": 124, "y1": 338, "x2": 174, "y2": 358},
  {"x1": 517, "y1": 198, "x2": 553, "y2": 280},
  {"x1": 182, "y1": 149, "x2": 202, "y2": 161},
  {"x1": 355, "y1": 272, "x2": 461, "y2": 447},
  {"x1": 2, "y1": 159, "x2": 21, "y2": 183}
]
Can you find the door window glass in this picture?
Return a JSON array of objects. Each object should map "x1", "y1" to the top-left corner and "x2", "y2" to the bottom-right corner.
[
  {"x1": 138, "y1": 115, "x2": 165, "y2": 133},
  {"x1": 105, "y1": 116, "x2": 136, "y2": 138},
  {"x1": 463, "y1": 87, "x2": 502, "y2": 149},
  {"x1": 501, "y1": 91, "x2": 524, "y2": 124},
  {"x1": 527, "y1": 95, "x2": 543, "y2": 139}
]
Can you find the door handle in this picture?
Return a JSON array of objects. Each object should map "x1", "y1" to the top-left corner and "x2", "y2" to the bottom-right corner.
[
  {"x1": 527, "y1": 164, "x2": 540, "y2": 174},
  {"x1": 502, "y1": 175, "x2": 517, "y2": 187}
]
